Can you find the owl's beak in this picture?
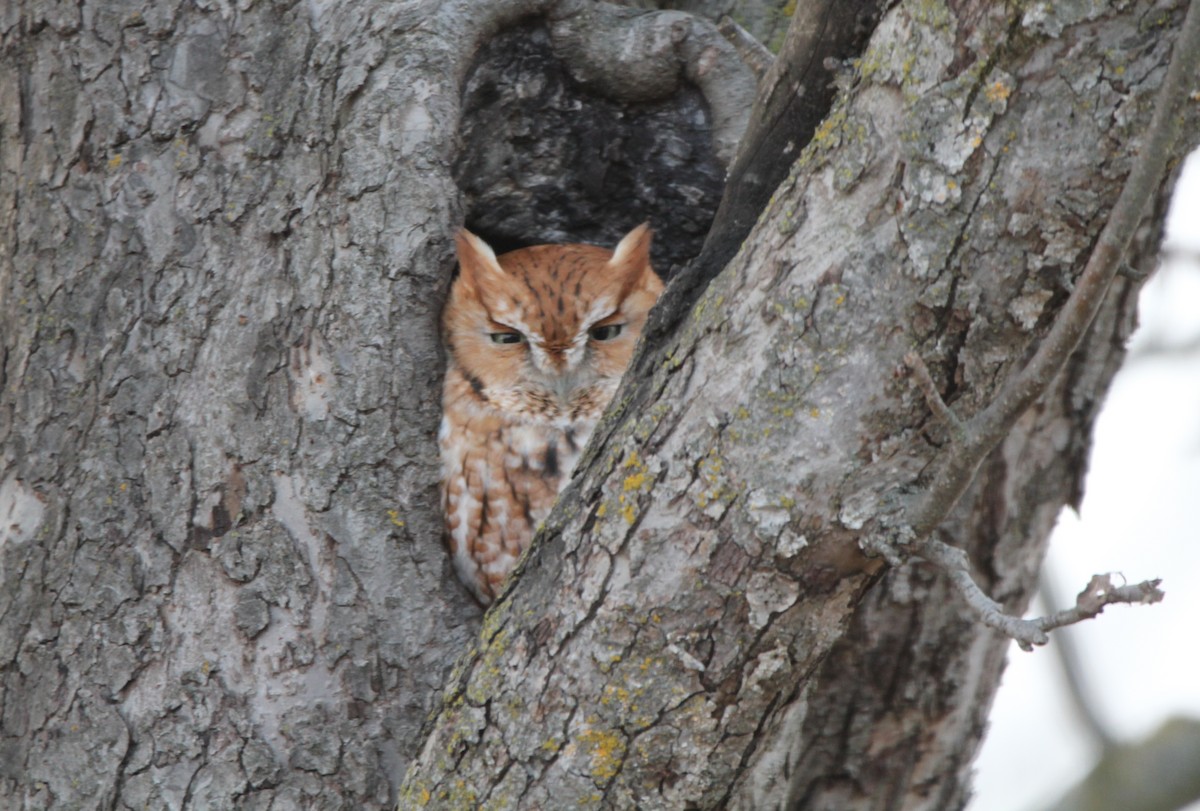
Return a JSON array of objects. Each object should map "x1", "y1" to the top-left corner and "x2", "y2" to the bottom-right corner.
[
  {"x1": 540, "y1": 351, "x2": 579, "y2": 404},
  {"x1": 543, "y1": 345, "x2": 571, "y2": 373},
  {"x1": 531, "y1": 343, "x2": 580, "y2": 405}
]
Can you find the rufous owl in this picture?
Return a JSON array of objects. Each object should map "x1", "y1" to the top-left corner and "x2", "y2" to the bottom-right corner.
[{"x1": 439, "y1": 224, "x2": 663, "y2": 604}]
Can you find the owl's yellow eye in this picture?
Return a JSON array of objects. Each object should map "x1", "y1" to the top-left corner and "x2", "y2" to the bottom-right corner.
[
  {"x1": 489, "y1": 331, "x2": 525, "y2": 345},
  {"x1": 589, "y1": 324, "x2": 624, "y2": 341}
]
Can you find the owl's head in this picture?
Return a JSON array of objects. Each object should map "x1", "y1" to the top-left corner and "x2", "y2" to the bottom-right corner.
[{"x1": 444, "y1": 224, "x2": 664, "y2": 422}]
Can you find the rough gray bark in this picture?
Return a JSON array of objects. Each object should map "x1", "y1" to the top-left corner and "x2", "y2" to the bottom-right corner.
[
  {"x1": 0, "y1": 2, "x2": 469, "y2": 806},
  {"x1": 401, "y1": 1, "x2": 1198, "y2": 808},
  {"x1": 0, "y1": 1, "x2": 752, "y2": 808},
  {"x1": 1, "y1": 2, "x2": 1194, "y2": 811}
]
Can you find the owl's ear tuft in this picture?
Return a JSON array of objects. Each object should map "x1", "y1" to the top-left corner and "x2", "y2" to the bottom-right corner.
[
  {"x1": 609, "y1": 223, "x2": 652, "y2": 270},
  {"x1": 455, "y1": 229, "x2": 506, "y2": 296},
  {"x1": 608, "y1": 223, "x2": 655, "y2": 293}
]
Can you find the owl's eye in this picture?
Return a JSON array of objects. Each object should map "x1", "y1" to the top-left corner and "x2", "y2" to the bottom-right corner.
[
  {"x1": 489, "y1": 331, "x2": 525, "y2": 345},
  {"x1": 589, "y1": 324, "x2": 624, "y2": 342}
]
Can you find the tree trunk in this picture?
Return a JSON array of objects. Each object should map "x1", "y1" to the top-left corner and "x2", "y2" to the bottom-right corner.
[
  {"x1": 0, "y1": 0, "x2": 749, "y2": 807},
  {"x1": 400, "y1": 1, "x2": 1197, "y2": 809},
  {"x1": 0, "y1": 2, "x2": 1193, "y2": 811}
]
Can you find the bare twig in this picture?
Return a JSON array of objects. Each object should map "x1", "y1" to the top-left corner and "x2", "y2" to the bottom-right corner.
[
  {"x1": 1035, "y1": 575, "x2": 1165, "y2": 632},
  {"x1": 903, "y1": 351, "x2": 966, "y2": 442},
  {"x1": 919, "y1": 539, "x2": 1164, "y2": 651}
]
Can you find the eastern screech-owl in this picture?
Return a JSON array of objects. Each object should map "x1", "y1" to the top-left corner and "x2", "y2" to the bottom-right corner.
[{"x1": 439, "y1": 224, "x2": 664, "y2": 604}]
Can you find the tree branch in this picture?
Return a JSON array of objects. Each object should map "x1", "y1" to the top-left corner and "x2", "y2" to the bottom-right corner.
[{"x1": 919, "y1": 539, "x2": 1164, "y2": 651}]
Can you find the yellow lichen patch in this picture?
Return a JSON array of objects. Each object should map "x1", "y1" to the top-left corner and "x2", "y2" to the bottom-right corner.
[
  {"x1": 467, "y1": 623, "x2": 513, "y2": 705},
  {"x1": 596, "y1": 651, "x2": 623, "y2": 674},
  {"x1": 596, "y1": 502, "x2": 608, "y2": 518},
  {"x1": 441, "y1": 779, "x2": 478, "y2": 806},
  {"x1": 984, "y1": 79, "x2": 1012, "y2": 104},
  {"x1": 387, "y1": 509, "x2": 405, "y2": 527},
  {"x1": 577, "y1": 723, "x2": 626, "y2": 782},
  {"x1": 600, "y1": 684, "x2": 632, "y2": 708},
  {"x1": 693, "y1": 450, "x2": 734, "y2": 511},
  {"x1": 616, "y1": 449, "x2": 652, "y2": 523},
  {"x1": 909, "y1": 0, "x2": 951, "y2": 30},
  {"x1": 811, "y1": 109, "x2": 844, "y2": 148},
  {"x1": 479, "y1": 602, "x2": 508, "y2": 643},
  {"x1": 107, "y1": 154, "x2": 123, "y2": 170}
]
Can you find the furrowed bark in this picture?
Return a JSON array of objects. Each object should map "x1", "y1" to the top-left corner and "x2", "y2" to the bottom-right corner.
[{"x1": 0, "y1": 1, "x2": 752, "y2": 807}]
